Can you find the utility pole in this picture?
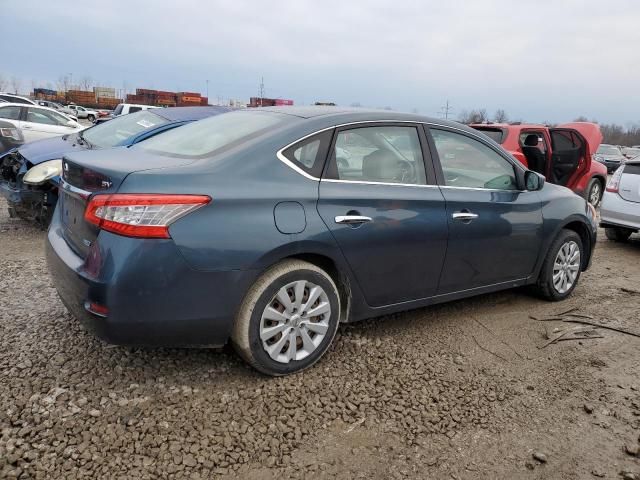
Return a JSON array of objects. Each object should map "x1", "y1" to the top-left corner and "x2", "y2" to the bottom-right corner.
[
  {"x1": 259, "y1": 76, "x2": 265, "y2": 107},
  {"x1": 68, "y1": 73, "x2": 73, "y2": 91},
  {"x1": 439, "y1": 99, "x2": 453, "y2": 119},
  {"x1": 206, "y1": 79, "x2": 209, "y2": 99}
]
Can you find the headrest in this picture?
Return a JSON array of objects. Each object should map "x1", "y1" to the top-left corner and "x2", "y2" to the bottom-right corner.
[
  {"x1": 524, "y1": 134, "x2": 539, "y2": 147},
  {"x1": 362, "y1": 150, "x2": 397, "y2": 181}
]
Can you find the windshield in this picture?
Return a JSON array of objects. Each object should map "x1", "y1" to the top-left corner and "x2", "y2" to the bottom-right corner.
[
  {"x1": 82, "y1": 110, "x2": 169, "y2": 148},
  {"x1": 597, "y1": 145, "x2": 621, "y2": 155},
  {"x1": 138, "y1": 110, "x2": 290, "y2": 157}
]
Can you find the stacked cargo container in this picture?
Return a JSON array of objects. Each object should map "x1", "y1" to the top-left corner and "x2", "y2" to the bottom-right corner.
[
  {"x1": 176, "y1": 92, "x2": 201, "y2": 107},
  {"x1": 67, "y1": 89, "x2": 97, "y2": 105},
  {"x1": 249, "y1": 97, "x2": 294, "y2": 107},
  {"x1": 93, "y1": 86, "x2": 116, "y2": 99}
]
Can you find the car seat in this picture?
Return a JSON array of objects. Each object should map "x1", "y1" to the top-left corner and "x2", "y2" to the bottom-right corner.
[{"x1": 521, "y1": 134, "x2": 546, "y2": 175}]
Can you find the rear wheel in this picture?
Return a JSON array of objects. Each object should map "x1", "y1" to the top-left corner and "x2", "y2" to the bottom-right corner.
[
  {"x1": 231, "y1": 260, "x2": 341, "y2": 376},
  {"x1": 534, "y1": 229, "x2": 583, "y2": 301},
  {"x1": 87, "y1": 114, "x2": 96, "y2": 122},
  {"x1": 605, "y1": 227, "x2": 632, "y2": 242},
  {"x1": 586, "y1": 178, "x2": 603, "y2": 207}
]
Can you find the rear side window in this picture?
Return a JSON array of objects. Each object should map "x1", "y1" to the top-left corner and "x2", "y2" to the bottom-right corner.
[
  {"x1": 0, "y1": 106, "x2": 21, "y2": 120},
  {"x1": 113, "y1": 104, "x2": 124, "y2": 115},
  {"x1": 326, "y1": 125, "x2": 427, "y2": 185},
  {"x1": 281, "y1": 130, "x2": 332, "y2": 178},
  {"x1": 128, "y1": 107, "x2": 142, "y2": 113}
]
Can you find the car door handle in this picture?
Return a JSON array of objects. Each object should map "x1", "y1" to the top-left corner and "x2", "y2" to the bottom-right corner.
[
  {"x1": 335, "y1": 215, "x2": 373, "y2": 225},
  {"x1": 452, "y1": 211, "x2": 479, "y2": 221},
  {"x1": 22, "y1": 125, "x2": 32, "y2": 129}
]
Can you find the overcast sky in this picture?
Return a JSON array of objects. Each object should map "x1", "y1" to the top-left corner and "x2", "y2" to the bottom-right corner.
[{"x1": 4, "y1": 0, "x2": 640, "y2": 123}]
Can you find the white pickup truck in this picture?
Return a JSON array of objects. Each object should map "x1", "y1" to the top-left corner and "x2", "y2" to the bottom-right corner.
[{"x1": 62, "y1": 104, "x2": 99, "y2": 122}]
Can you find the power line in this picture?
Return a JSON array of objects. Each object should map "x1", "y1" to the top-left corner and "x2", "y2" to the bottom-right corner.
[{"x1": 438, "y1": 99, "x2": 453, "y2": 119}]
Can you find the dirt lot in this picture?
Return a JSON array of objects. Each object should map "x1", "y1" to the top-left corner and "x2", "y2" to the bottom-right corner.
[{"x1": 1, "y1": 197, "x2": 639, "y2": 480}]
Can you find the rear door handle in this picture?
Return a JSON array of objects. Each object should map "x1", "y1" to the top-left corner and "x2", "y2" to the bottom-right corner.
[
  {"x1": 452, "y1": 212, "x2": 479, "y2": 221},
  {"x1": 335, "y1": 215, "x2": 372, "y2": 225}
]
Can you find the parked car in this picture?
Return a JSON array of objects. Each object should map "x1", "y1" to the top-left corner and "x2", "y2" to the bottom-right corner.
[
  {"x1": 63, "y1": 105, "x2": 99, "y2": 122},
  {"x1": 0, "y1": 103, "x2": 83, "y2": 144},
  {"x1": 471, "y1": 122, "x2": 607, "y2": 206},
  {"x1": 594, "y1": 144, "x2": 626, "y2": 173},
  {"x1": 0, "y1": 106, "x2": 230, "y2": 225},
  {"x1": 600, "y1": 160, "x2": 640, "y2": 241},
  {"x1": 36, "y1": 100, "x2": 78, "y2": 122},
  {"x1": 46, "y1": 108, "x2": 597, "y2": 376},
  {"x1": 621, "y1": 146, "x2": 640, "y2": 160},
  {"x1": 0, "y1": 119, "x2": 24, "y2": 154},
  {"x1": 112, "y1": 103, "x2": 161, "y2": 116},
  {"x1": 0, "y1": 93, "x2": 36, "y2": 105}
]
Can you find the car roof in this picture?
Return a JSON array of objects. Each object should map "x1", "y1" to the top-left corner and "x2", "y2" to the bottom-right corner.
[
  {"x1": 253, "y1": 105, "x2": 473, "y2": 130},
  {"x1": 154, "y1": 106, "x2": 232, "y2": 122},
  {"x1": 0, "y1": 93, "x2": 35, "y2": 104}
]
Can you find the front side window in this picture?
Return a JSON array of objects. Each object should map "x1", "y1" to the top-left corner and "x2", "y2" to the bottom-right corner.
[
  {"x1": 129, "y1": 107, "x2": 142, "y2": 114},
  {"x1": 328, "y1": 126, "x2": 427, "y2": 185},
  {"x1": 431, "y1": 129, "x2": 518, "y2": 190},
  {"x1": 0, "y1": 106, "x2": 21, "y2": 120},
  {"x1": 26, "y1": 108, "x2": 67, "y2": 126}
]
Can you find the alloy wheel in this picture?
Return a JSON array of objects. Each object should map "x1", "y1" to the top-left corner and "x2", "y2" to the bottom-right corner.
[
  {"x1": 552, "y1": 240, "x2": 581, "y2": 294},
  {"x1": 589, "y1": 182, "x2": 601, "y2": 206},
  {"x1": 259, "y1": 280, "x2": 331, "y2": 363}
]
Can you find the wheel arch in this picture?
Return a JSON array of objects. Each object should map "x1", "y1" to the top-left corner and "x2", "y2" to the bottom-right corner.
[{"x1": 560, "y1": 219, "x2": 593, "y2": 271}]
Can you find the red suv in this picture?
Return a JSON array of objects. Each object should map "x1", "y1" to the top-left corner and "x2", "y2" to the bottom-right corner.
[{"x1": 470, "y1": 122, "x2": 607, "y2": 206}]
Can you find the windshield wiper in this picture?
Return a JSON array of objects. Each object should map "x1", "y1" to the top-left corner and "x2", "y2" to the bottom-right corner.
[{"x1": 76, "y1": 130, "x2": 92, "y2": 149}]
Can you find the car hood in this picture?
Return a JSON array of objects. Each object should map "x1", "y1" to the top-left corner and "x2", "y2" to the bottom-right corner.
[{"x1": 18, "y1": 133, "x2": 89, "y2": 165}]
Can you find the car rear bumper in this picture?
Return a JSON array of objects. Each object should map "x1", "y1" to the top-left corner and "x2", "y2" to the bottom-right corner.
[
  {"x1": 600, "y1": 192, "x2": 640, "y2": 231},
  {"x1": 46, "y1": 207, "x2": 256, "y2": 347}
]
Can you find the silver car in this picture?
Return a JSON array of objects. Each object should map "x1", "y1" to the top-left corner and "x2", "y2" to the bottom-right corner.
[{"x1": 600, "y1": 160, "x2": 640, "y2": 241}]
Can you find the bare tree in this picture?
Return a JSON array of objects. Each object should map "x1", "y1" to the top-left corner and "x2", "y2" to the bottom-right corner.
[
  {"x1": 79, "y1": 76, "x2": 93, "y2": 91},
  {"x1": 349, "y1": 102, "x2": 362, "y2": 108},
  {"x1": 57, "y1": 75, "x2": 71, "y2": 92},
  {"x1": 573, "y1": 116, "x2": 589, "y2": 122},
  {"x1": 10, "y1": 76, "x2": 21, "y2": 95},
  {"x1": 458, "y1": 108, "x2": 488, "y2": 124},
  {"x1": 0, "y1": 74, "x2": 7, "y2": 91},
  {"x1": 493, "y1": 109, "x2": 509, "y2": 123}
]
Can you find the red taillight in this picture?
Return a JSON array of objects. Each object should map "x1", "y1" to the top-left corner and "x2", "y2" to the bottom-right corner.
[
  {"x1": 606, "y1": 166, "x2": 624, "y2": 193},
  {"x1": 84, "y1": 301, "x2": 109, "y2": 317},
  {"x1": 84, "y1": 194, "x2": 211, "y2": 239}
]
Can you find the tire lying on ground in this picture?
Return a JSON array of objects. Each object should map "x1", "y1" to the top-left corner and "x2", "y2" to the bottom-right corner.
[{"x1": 231, "y1": 259, "x2": 341, "y2": 376}]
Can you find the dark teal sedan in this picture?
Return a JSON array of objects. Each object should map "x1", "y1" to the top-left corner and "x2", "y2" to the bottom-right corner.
[{"x1": 46, "y1": 107, "x2": 598, "y2": 375}]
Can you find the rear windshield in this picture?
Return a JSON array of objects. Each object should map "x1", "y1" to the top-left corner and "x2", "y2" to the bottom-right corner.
[
  {"x1": 624, "y1": 163, "x2": 640, "y2": 175},
  {"x1": 83, "y1": 110, "x2": 168, "y2": 148},
  {"x1": 138, "y1": 110, "x2": 290, "y2": 157},
  {"x1": 597, "y1": 145, "x2": 620, "y2": 155},
  {"x1": 472, "y1": 127, "x2": 505, "y2": 144}
]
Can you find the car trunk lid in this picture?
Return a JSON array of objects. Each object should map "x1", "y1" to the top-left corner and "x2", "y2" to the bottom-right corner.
[
  {"x1": 619, "y1": 162, "x2": 640, "y2": 203},
  {"x1": 59, "y1": 148, "x2": 195, "y2": 258}
]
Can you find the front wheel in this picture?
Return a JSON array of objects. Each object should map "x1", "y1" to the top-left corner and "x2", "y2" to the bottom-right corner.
[
  {"x1": 605, "y1": 227, "x2": 632, "y2": 242},
  {"x1": 534, "y1": 229, "x2": 583, "y2": 301},
  {"x1": 87, "y1": 115, "x2": 96, "y2": 123},
  {"x1": 586, "y1": 178, "x2": 603, "y2": 207},
  {"x1": 231, "y1": 260, "x2": 341, "y2": 376}
]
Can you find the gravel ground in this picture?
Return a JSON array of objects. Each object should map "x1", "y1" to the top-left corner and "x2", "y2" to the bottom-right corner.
[{"x1": 1, "y1": 197, "x2": 639, "y2": 479}]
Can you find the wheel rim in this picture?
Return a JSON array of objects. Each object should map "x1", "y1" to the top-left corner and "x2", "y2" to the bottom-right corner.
[
  {"x1": 260, "y1": 280, "x2": 331, "y2": 364},
  {"x1": 552, "y1": 240, "x2": 581, "y2": 294},
  {"x1": 589, "y1": 183, "x2": 601, "y2": 205}
]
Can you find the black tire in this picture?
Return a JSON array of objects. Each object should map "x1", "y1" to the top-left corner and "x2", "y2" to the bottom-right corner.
[
  {"x1": 87, "y1": 115, "x2": 96, "y2": 123},
  {"x1": 231, "y1": 259, "x2": 341, "y2": 376},
  {"x1": 534, "y1": 229, "x2": 583, "y2": 301},
  {"x1": 586, "y1": 178, "x2": 603, "y2": 207},
  {"x1": 605, "y1": 227, "x2": 632, "y2": 242}
]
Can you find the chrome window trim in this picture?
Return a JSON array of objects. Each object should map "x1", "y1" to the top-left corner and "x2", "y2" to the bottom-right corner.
[
  {"x1": 321, "y1": 178, "x2": 438, "y2": 189},
  {"x1": 439, "y1": 185, "x2": 526, "y2": 193},
  {"x1": 275, "y1": 119, "x2": 525, "y2": 184}
]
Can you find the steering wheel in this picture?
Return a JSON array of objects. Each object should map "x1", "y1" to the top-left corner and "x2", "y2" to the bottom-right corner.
[{"x1": 395, "y1": 160, "x2": 416, "y2": 183}]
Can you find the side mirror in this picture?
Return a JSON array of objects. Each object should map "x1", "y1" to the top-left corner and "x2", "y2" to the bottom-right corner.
[
  {"x1": 525, "y1": 170, "x2": 545, "y2": 191},
  {"x1": 66, "y1": 120, "x2": 77, "y2": 127}
]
